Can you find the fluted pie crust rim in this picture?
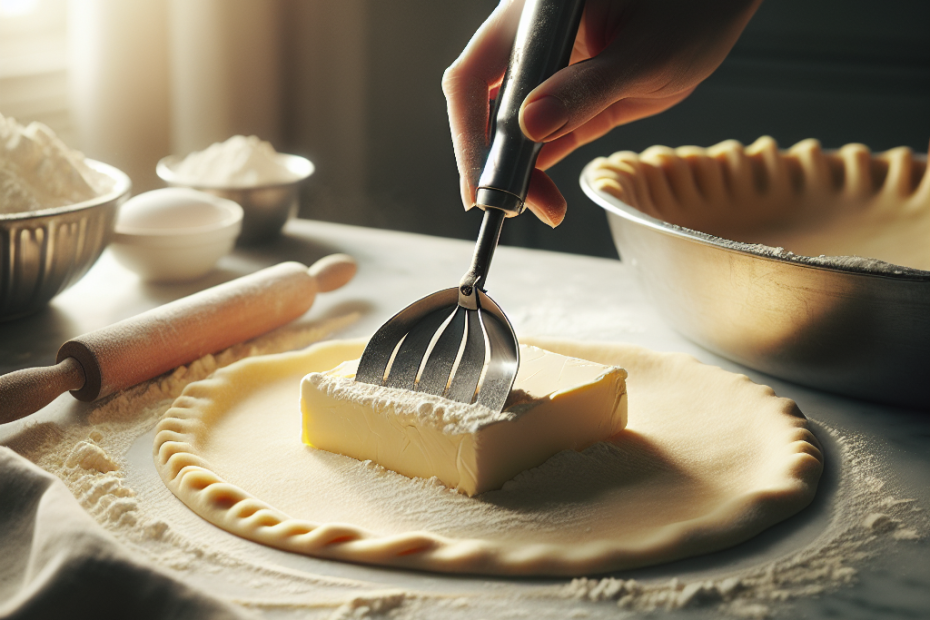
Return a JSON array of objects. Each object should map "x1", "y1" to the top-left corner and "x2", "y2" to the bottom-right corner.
[{"x1": 584, "y1": 137, "x2": 930, "y2": 278}]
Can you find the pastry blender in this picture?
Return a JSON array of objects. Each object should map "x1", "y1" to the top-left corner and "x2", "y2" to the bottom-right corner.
[{"x1": 355, "y1": 0, "x2": 585, "y2": 412}]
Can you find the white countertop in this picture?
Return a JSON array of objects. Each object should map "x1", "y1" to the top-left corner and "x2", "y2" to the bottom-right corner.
[{"x1": 1, "y1": 218, "x2": 927, "y2": 619}]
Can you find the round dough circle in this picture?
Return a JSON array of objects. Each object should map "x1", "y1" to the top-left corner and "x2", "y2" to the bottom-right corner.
[{"x1": 153, "y1": 337, "x2": 823, "y2": 576}]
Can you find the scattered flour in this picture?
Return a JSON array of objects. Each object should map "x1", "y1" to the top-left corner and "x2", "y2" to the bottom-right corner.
[
  {"x1": 328, "y1": 592, "x2": 407, "y2": 619},
  {"x1": 552, "y1": 425, "x2": 926, "y2": 618},
  {"x1": 172, "y1": 135, "x2": 299, "y2": 187},
  {"x1": 8, "y1": 316, "x2": 925, "y2": 619},
  {"x1": 0, "y1": 112, "x2": 113, "y2": 213}
]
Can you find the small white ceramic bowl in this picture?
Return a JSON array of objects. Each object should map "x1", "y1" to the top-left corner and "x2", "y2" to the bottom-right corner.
[{"x1": 110, "y1": 188, "x2": 243, "y2": 282}]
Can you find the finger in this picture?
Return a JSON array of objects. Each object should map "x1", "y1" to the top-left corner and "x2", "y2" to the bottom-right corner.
[
  {"x1": 524, "y1": 168, "x2": 567, "y2": 227},
  {"x1": 521, "y1": 0, "x2": 761, "y2": 143},
  {"x1": 444, "y1": 70, "x2": 492, "y2": 209},
  {"x1": 519, "y1": 53, "x2": 678, "y2": 144},
  {"x1": 443, "y1": 1, "x2": 524, "y2": 209},
  {"x1": 535, "y1": 88, "x2": 696, "y2": 170}
]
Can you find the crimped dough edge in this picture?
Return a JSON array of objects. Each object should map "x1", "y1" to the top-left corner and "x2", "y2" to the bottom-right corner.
[{"x1": 585, "y1": 136, "x2": 930, "y2": 277}]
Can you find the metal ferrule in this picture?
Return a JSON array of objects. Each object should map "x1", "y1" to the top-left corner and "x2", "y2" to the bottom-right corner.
[{"x1": 475, "y1": 187, "x2": 525, "y2": 216}]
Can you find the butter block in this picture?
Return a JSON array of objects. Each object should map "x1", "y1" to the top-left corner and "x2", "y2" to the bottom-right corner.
[{"x1": 300, "y1": 345, "x2": 628, "y2": 496}]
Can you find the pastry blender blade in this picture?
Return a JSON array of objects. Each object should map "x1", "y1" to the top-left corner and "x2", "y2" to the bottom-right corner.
[{"x1": 355, "y1": 208, "x2": 517, "y2": 412}]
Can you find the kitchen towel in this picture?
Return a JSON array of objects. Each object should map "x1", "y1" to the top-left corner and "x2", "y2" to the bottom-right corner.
[{"x1": 0, "y1": 447, "x2": 251, "y2": 620}]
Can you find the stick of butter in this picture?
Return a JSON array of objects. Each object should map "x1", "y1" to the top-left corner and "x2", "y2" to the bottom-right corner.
[{"x1": 300, "y1": 345, "x2": 628, "y2": 496}]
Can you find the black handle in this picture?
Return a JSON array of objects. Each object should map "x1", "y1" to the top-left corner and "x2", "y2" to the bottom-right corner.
[{"x1": 475, "y1": 0, "x2": 585, "y2": 216}]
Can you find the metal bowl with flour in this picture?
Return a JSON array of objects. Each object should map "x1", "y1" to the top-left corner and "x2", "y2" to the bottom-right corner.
[
  {"x1": 581, "y1": 137, "x2": 930, "y2": 409},
  {"x1": 0, "y1": 160, "x2": 131, "y2": 321},
  {"x1": 157, "y1": 152, "x2": 314, "y2": 245}
]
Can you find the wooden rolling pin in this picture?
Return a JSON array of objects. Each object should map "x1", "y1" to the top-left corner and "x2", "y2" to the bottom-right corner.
[{"x1": 0, "y1": 254, "x2": 357, "y2": 424}]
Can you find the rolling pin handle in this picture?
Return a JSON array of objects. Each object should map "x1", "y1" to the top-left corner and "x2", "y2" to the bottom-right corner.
[
  {"x1": 308, "y1": 253, "x2": 357, "y2": 293},
  {"x1": 0, "y1": 357, "x2": 85, "y2": 424}
]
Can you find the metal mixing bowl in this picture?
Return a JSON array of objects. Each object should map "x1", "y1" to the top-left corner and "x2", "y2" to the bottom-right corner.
[
  {"x1": 581, "y1": 156, "x2": 930, "y2": 410},
  {"x1": 156, "y1": 153, "x2": 314, "y2": 245},
  {"x1": 0, "y1": 160, "x2": 131, "y2": 321}
]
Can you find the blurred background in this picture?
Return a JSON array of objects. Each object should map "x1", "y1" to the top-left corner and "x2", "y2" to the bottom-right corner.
[{"x1": 2, "y1": 0, "x2": 928, "y2": 258}]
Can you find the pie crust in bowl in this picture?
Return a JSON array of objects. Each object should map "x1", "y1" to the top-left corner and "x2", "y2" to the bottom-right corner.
[{"x1": 582, "y1": 137, "x2": 930, "y2": 409}]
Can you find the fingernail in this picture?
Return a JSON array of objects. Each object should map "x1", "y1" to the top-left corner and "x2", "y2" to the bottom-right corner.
[
  {"x1": 521, "y1": 96, "x2": 569, "y2": 141},
  {"x1": 530, "y1": 206, "x2": 560, "y2": 228},
  {"x1": 462, "y1": 178, "x2": 475, "y2": 211},
  {"x1": 544, "y1": 210, "x2": 563, "y2": 228}
]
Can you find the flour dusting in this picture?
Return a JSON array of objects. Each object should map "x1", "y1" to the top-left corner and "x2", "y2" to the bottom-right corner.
[
  {"x1": 677, "y1": 228, "x2": 930, "y2": 278},
  {"x1": 328, "y1": 592, "x2": 406, "y2": 619},
  {"x1": 306, "y1": 372, "x2": 512, "y2": 435},
  {"x1": 552, "y1": 425, "x2": 925, "y2": 618}
]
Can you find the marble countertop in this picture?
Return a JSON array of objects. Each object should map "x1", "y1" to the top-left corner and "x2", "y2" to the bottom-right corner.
[{"x1": 1, "y1": 218, "x2": 927, "y2": 619}]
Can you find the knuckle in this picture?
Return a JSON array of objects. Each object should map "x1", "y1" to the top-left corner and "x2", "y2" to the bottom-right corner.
[{"x1": 441, "y1": 65, "x2": 457, "y2": 90}]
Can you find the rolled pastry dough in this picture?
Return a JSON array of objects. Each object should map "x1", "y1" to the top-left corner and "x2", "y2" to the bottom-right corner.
[
  {"x1": 153, "y1": 337, "x2": 823, "y2": 576},
  {"x1": 590, "y1": 137, "x2": 930, "y2": 271}
]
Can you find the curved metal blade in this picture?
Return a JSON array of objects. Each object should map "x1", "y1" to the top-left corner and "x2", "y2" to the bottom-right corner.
[
  {"x1": 474, "y1": 290, "x2": 520, "y2": 412},
  {"x1": 386, "y1": 305, "x2": 457, "y2": 391},
  {"x1": 444, "y1": 309, "x2": 486, "y2": 404},
  {"x1": 356, "y1": 287, "x2": 519, "y2": 414},
  {"x1": 356, "y1": 288, "x2": 458, "y2": 386},
  {"x1": 417, "y1": 307, "x2": 467, "y2": 397}
]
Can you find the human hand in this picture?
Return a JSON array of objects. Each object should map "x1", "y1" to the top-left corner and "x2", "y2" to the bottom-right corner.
[{"x1": 443, "y1": 0, "x2": 763, "y2": 227}]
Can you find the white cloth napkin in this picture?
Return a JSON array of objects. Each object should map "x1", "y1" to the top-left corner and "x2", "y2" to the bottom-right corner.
[{"x1": 0, "y1": 447, "x2": 252, "y2": 620}]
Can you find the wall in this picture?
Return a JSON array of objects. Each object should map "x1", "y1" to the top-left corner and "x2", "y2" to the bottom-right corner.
[{"x1": 283, "y1": 0, "x2": 930, "y2": 258}]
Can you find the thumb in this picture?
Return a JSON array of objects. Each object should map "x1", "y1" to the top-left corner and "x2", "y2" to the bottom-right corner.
[
  {"x1": 519, "y1": 50, "x2": 647, "y2": 143},
  {"x1": 520, "y1": 0, "x2": 762, "y2": 143}
]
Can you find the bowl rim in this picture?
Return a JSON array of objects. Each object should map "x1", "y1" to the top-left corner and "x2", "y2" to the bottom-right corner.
[
  {"x1": 156, "y1": 152, "x2": 314, "y2": 190},
  {"x1": 0, "y1": 159, "x2": 132, "y2": 221},
  {"x1": 112, "y1": 223, "x2": 242, "y2": 248},
  {"x1": 580, "y1": 158, "x2": 930, "y2": 283},
  {"x1": 114, "y1": 189, "x2": 244, "y2": 239}
]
